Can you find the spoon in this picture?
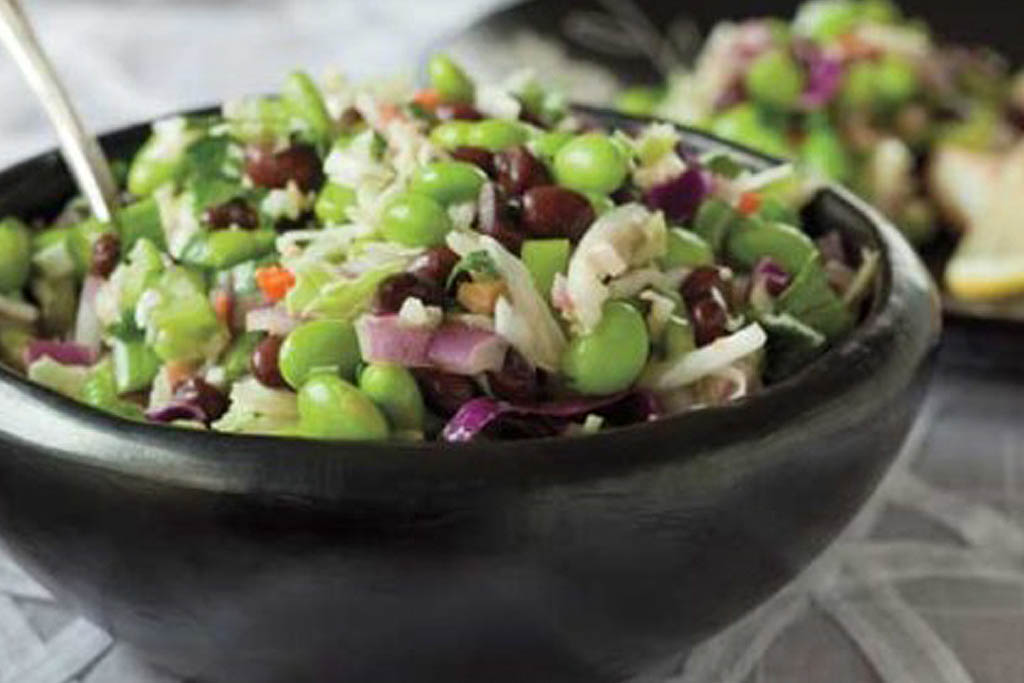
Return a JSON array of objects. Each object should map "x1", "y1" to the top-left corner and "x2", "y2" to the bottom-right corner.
[{"x1": 0, "y1": 0, "x2": 119, "y2": 223}]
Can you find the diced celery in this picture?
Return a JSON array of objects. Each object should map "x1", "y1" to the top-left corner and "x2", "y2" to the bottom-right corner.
[
  {"x1": 111, "y1": 337, "x2": 162, "y2": 394},
  {"x1": 180, "y1": 229, "x2": 276, "y2": 270},
  {"x1": 117, "y1": 198, "x2": 166, "y2": 251},
  {"x1": 27, "y1": 357, "x2": 91, "y2": 400}
]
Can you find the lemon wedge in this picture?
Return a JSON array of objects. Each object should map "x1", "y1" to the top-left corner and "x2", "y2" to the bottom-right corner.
[{"x1": 945, "y1": 142, "x2": 1024, "y2": 301}]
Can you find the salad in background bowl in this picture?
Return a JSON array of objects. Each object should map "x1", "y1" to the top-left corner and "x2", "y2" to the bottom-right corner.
[{"x1": 613, "y1": 0, "x2": 1024, "y2": 306}]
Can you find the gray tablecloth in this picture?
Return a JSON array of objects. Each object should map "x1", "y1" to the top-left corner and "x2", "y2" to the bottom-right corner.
[{"x1": 1, "y1": 2, "x2": 1023, "y2": 681}]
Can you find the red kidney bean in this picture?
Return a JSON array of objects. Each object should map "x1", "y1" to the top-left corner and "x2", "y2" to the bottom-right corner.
[
  {"x1": 680, "y1": 266, "x2": 725, "y2": 307},
  {"x1": 435, "y1": 103, "x2": 483, "y2": 121},
  {"x1": 409, "y1": 246, "x2": 460, "y2": 286},
  {"x1": 173, "y1": 377, "x2": 229, "y2": 423},
  {"x1": 486, "y1": 349, "x2": 540, "y2": 403},
  {"x1": 372, "y1": 272, "x2": 445, "y2": 314},
  {"x1": 476, "y1": 182, "x2": 525, "y2": 253},
  {"x1": 689, "y1": 297, "x2": 728, "y2": 347},
  {"x1": 520, "y1": 185, "x2": 595, "y2": 242},
  {"x1": 450, "y1": 146, "x2": 496, "y2": 176},
  {"x1": 493, "y1": 145, "x2": 551, "y2": 196},
  {"x1": 414, "y1": 368, "x2": 480, "y2": 417},
  {"x1": 250, "y1": 335, "x2": 287, "y2": 388},
  {"x1": 245, "y1": 143, "x2": 324, "y2": 192},
  {"x1": 90, "y1": 233, "x2": 120, "y2": 278},
  {"x1": 204, "y1": 197, "x2": 259, "y2": 231}
]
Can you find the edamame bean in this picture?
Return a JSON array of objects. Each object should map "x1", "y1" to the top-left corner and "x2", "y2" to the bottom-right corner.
[
  {"x1": 315, "y1": 183, "x2": 357, "y2": 224},
  {"x1": 875, "y1": 56, "x2": 917, "y2": 106},
  {"x1": 727, "y1": 220, "x2": 816, "y2": 274},
  {"x1": 430, "y1": 121, "x2": 474, "y2": 149},
  {"x1": 379, "y1": 192, "x2": 452, "y2": 247},
  {"x1": 745, "y1": 50, "x2": 805, "y2": 110},
  {"x1": 794, "y1": 0, "x2": 859, "y2": 41},
  {"x1": 710, "y1": 105, "x2": 792, "y2": 159},
  {"x1": 279, "y1": 319, "x2": 361, "y2": 389},
  {"x1": 358, "y1": 363, "x2": 425, "y2": 431},
  {"x1": 408, "y1": 161, "x2": 487, "y2": 205},
  {"x1": 553, "y1": 133, "x2": 629, "y2": 195},
  {"x1": 0, "y1": 218, "x2": 31, "y2": 294},
  {"x1": 614, "y1": 86, "x2": 665, "y2": 116},
  {"x1": 528, "y1": 130, "x2": 574, "y2": 162},
  {"x1": 467, "y1": 119, "x2": 529, "y2": 152},
  {"x1": 297, "y1": 373, "x2": 389, "y2": 440},
  {"x1": 661, "y1": 228, "x2": 713, "y2": 268},
  {"x1": 562, "y1": 301, "x2": 649, "y2": 396},
  {"x1": 428, "y1": 54, "x2": 475, "y2": 104},
  {"x1": 800, "y1": 123, "x2": 851, "y2": 181},
  {"x1": 282, "y1": 70, "x2": 332, "y2": 144},
  {"x1": 181, "y1": 229, "x2": 277, "y2": 270},
  {"x1": 584, "y1": 192, "x2": 616, "y2": 216}
]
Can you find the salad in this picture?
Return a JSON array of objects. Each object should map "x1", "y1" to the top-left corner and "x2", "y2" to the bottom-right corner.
[
  {"x1": 0, "y1": 55, "x2": 877, "y2": 442},
  {"x1": 616, "y1": 0, "x2": 1024, "y2": 301}
]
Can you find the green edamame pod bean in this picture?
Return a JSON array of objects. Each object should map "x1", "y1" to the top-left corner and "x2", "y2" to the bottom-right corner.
[
  {"x1": 745, "y1": 50, "x2": 806, "y2": 110},
  {"x1": 661, "y1": 228, "x2": 713, "y2": 268},
  {"x1": 800, "y1": 124, "x2": 851, "y2": 182},
  {"x1": 117, "y1": 197, "x2": 166, "y2": 251},
  {"x1": 282, "y1": 70, "x2": 332, "y2": 144},
  {"x1": 0, "y1": 218, "x2": 31, "y2": 293},
  {"x1": 614, "y1": 86, "x2": 666, "y2": 116},
  {"x1": 562, "y1": 301, "x2": 650, "y2": 396},
  {"x1": 314, "y1": 183, "x2": 357, "y2": 224},
  {"x1": 528, "y1": 130, "x2": 574, "y2": 161},
  {"x1": 776, "y1": 257, "x2": 853, "y2": 340},
  {"x1": 554, "y1": 133, "x2": 629, "y2": 195},
  {"x1": 297, "y1": 373, "x2": 389, "y2": 440},
  {"x1": 692, "y1": 198, "x2": 742, "y2": 254},
  {"x1": 794, "y1": 0, "x2": 859, "y2": 40},
  {"x1": 379, "y1": 192, "x2": 452, "y2": 247},
  {"x1": 112, "y1": 337, "x2": 162, "y2": 394},
  {"x1": 710, "y1": 105, "x2": 792, "y2": 159},
  {"x1": 726, "y1": 220, "x2": 817, "y2": 274},
  {"x1": 874, "y1": 56, "x2": 918, "y2": 107},
  {"x1": 181, "y1": 229, "x2": 276, "y2": 270},
  {"x1": 467, "y1": 119, "x2": 529, "y2": 151},
  {"x1": 408, "y1": 161, "x2": 487, "y2": 205},
  {"x1": 358, "y1": 363, "x2": 425, "y2": 431},
  {"x1": 430, "y1": 121, "x2": 474, "y2": 149},
  {"x1": 428, "y1": 53, "x2": 475, "y2": 104},
  {"x1": 279, "y1": 319, "x2": 361, "y2": 389}
]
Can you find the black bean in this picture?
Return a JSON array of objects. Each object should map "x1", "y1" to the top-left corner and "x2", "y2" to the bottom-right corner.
[
  {"x1": 408, "y1": 246, "x2": 460, "y2": 286},
  {"x1": 450, "y1": 146, "x2": 495, "y2": 176},
  {"x1": 476, "y1": 182, "x2": 525, "y2": 253},
  {"x1": 204, "y1": 197, "x2": 259, "y2": 231},
  {"x1": 493, "y1": 145, "x2": 551, "y2": 196},
  {"x1": 689, "y1": 298, "x2": 727, "y2": 347},
  {"x1": 250, "y1": 335, "x2": 287, "y2": 388},
  {"x1": 415, "y1": 368, "x2": 479, "y2": 417},
  {"x1": 245, "y1": 143, "x2": 324, "y2": 192},
  {"x1": 372, "y1": 273, "x2": 445, "y2": 314},
  {"x1": 520, "y1": 185, "x2": 595, "y2": 242},
  {"x1": 90, "y1": 233, "x2": 120, "y2": 279},
  {"x1": 486, "y1": 349, "x2": 540, "y2": 403},
  {"x1": 173, "y1": 377, "x2": 229, "y2": 423}
]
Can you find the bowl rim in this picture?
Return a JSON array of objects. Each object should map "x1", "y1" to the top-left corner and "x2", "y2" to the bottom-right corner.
[{"x1": 0, "y1": 106, "x2": 938, "y2": 501}]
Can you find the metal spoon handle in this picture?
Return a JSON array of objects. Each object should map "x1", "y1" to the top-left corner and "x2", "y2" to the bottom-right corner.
[{"x1": 0, "y1": 0, "x2": 118, "y2": 223}]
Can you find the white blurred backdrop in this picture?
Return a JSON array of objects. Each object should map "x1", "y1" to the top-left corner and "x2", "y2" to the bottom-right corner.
[{"x1": 0, "y1": 0, "x2": 506, "y2": 165}]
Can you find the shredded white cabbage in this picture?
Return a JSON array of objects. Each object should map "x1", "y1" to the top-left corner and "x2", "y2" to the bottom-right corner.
[
  {"x1": 475, "y1": 84, "x2": 522, "y2": 120},
  {"x1": 213, "y1": 377, "x2": 300, "y2": 435},
  {"x1": 643, "y1": 323, "x2": 767, "y2": 391},
  {"x1": 477, "y1": 235, "x2": 567, "y2": 372},
  {"x1": 639, "y1": 289, "x2": 677, "y2": 338},
  {"x1": 564, "y1": 204, "x2": 667, "y2": 333},
  {"x1": 147, "y1": 117, "x2": 199, "y2": 162},
  {"x1": 154, "y1": 185, "x2": 200, "y2": 259},
  {"x1": 261, "y1": 181, "x2": 313, "y2": 221}
]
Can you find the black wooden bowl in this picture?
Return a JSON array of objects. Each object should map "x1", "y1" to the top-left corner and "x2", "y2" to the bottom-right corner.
[{"x1": 0, "y1": 110, "x2": 938, "y2": 683}]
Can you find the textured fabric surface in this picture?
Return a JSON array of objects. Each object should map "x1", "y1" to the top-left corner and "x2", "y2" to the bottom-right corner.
[{"x1": 0, "y1": 2, "x2": 1021, "y2": 681}]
